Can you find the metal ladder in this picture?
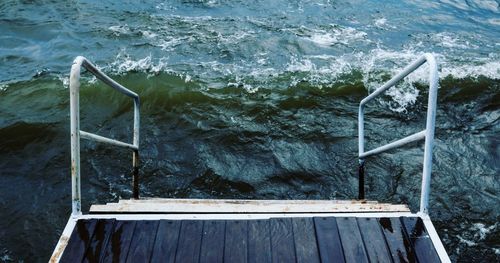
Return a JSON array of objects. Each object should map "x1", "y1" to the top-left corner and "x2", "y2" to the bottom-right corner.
[
  {"x1": 69, "y1": 56, "x2": 140, "y2": 216},
  {"x1": 357, "y1": 53, "x2": 439, "y2": 214},
  {"x1": 68, "y1": 54, "x2": 438, "y2": 216}
]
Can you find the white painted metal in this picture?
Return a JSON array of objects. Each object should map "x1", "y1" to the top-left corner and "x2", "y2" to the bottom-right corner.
[
  {"x1": 49, "y1": 216, "x2": 77, "y2": 263},
  {"x1": 70, "y1": 56, "x2": 140, "y2": 215},
  {"x1": 69, "y1": 58, "x2": 82, "y2": 216},
  {"x1": 80, "y1": 130, "x2": 138, "y2": 151},
  {"x1": 418, "y1": 212, "x2": 452, "y2": 263},
  {"x1": 359, "y1": 130, "x2": 426, "y2": 159},
  {"x1": 420, "y1": 54, "x2": 439, "y2": 214},
  {"x1": 358, "y1": 53, "x2": 438, "y2": 214}
]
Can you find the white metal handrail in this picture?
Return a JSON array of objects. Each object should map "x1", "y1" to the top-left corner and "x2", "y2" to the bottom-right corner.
[
  {"x1": 70, "y1": 56, "x2": 140, "y2": 216},
  {"x1": 358, "y1": 53, "x2": 438, "y2": 214}
]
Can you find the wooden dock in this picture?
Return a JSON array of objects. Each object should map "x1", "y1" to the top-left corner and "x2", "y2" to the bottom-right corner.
[{"x1": 51, "y1": 199, "x2": 449, "y2": 262}]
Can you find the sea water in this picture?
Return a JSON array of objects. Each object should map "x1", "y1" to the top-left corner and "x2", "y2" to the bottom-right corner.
[{"x1": 0, "y1": 0, "x2": 498, "y2": 261}]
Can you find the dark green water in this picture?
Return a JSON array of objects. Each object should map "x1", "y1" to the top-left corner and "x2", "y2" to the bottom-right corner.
[{"x1": 0, "y1": 0, "x2": 499, "y2": 262}]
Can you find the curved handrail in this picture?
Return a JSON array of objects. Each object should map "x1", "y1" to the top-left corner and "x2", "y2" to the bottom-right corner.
[
  {"x1": 70, "y1": 56, "x2": 140, "y2": 216},
  {"x1": 357, "y1": 53, "x2": 438, "y2": 214}
]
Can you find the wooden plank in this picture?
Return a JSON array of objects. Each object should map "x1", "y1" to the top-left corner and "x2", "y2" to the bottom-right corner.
[
  {"x1": 356, "y1": 217, "x2": 392, "y2": 262},
  {"x1": 199, "y1": 220, "x2": 226, "y2": 263},
  {"x1": 313, "y1": 217, "x2": 345, "y2": 263},
  {"x1": 292, "y1": 217, "x2": 320, "y2": 263},
  {"x1": 125, "y1": 220, "x2": 159, "y2": 263},
  {"x1": 82, "y1": 219, "x2": 115, "y2": 263},
  {"x1": 174, "y1": 220, "x2": 203, "y2": 263},
  {"x1": 224, "y1": 220, "x2": 249, "y2": 263},
  {"x1": 90, "y1": 199, "x2": 408, "y2": 214},
  {"x1": 100, "y1": 220, "x2": 137, "y2": 262},
  {"x1": 150, "y1": 220, "x2": 182, "y2": 263},
  {"x1": 119, "y1": 198, "x2": 379, "y2": 205},
  {"x1": 336, "y1": 217, "x2": 369, "y2": 263},
  {"x1": 378, "y1": 217, "x2": 416, "y2": 263},
  {"x1": 270, "y1": 218, "x2": 296, "y2": 262},
  {"x1": 401, "y1": 217, "x2": 441, "y2": 263},
  {"x1": 248, "y1": 220, "x2": 272, "y2": 263},
  {"x1": 60, "y1": 219, "x2": 98, "y2": 263}
]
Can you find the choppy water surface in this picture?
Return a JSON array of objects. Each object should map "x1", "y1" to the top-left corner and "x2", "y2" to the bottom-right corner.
[{"x1": 0, "y1": 0, "x2": 499, "y2": 262}]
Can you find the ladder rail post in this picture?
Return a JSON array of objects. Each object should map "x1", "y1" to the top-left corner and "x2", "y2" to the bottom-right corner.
[
  {"x1": 357, "y1": 53, "x2": 438, "y2": 213},
  {"x1": 69, "y1": 56, "x2": 141, "y2": 213},
  {"x1": 132, "y1": 96, "x2": 140, "y2": 199},
  {"x1": 70, "y1": 57, "x2": 84, "y2": 216},
  {"x1": 420, "y1": 54, "x2": 438, "y2": 214},
  {"x1": 358, "y1": 103, "x2": 365, "y2": 200}
]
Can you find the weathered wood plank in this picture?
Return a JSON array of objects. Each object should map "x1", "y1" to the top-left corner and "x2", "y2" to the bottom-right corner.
[
  {"x1": 356, "y1": 217, "x2": 392, "y2": 262},
  {"x1": 100, "y1": 220, "x2": 137, "y2": 263},
  {"x1": 119, "y1": 198, "x2": 379, "y2": 205},
  {"x1": 82, "y1": 219, "x2": 115, "y2": 263},
  {"x1": 55, "y1": 215, "x2": 448, "y2": 263},
  {"x1": 224, "y1": 220, "x2": 248, "y2": 263},
  {"x1": 90, "y1": 199, "x2": 408, "y2": 214},
  {"x1": 150, "y1": 220, "x2": 182, "y2": 263},
  {"x1": 379, "y1": 217, "x2": 416, "y2": 263},
  {"x1": 336, "y1": 217, "x2": 369, "y2": 263},
  {"x1": 199, "y1": 220, "x2": 225, "y2": 263},
  {"x1": 60, "y1": 219, "x2": 98, "y2": 263},
  {"x1": 292, "y1": 217, "x2": 320, "y2": 263},
  {"x1": 313, "y1": 217, "x2": 345, "y2": 263},
  {"x1": 270, "y1": 218, "x2": 296, "y2": 262},
  {"x1": 125, "y1": 220, "x2": 159, "y2": 263},
  {"x1": 248, "y1": 220, "x2": 272, "y2": 263},
  {"x1": 401, "y1": 217, "x2": 441, "y2": 263},
  {"x1": 174, "y1": 220, "x2": 203, "y2": 263}
]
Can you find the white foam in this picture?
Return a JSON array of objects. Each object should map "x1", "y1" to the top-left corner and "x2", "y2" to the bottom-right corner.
[
  {"x1": 104, "y1": 43, "x2": 499, "y2": 113},
  {"x1": 243, "y1": 83, "x2": 258, "y2": 93},
  {"x1": 58, "y1": 76, "x2": 69, "y2": 89},
  {"x1": 440, "y1": 0, "x2": 498, "y2": 11},
  {"x1": 141, "y1": 30, "x2": 158, "y2": 39},
  {"x1": 373, "y1": 17, "x2": 394, "y2": 29},
  {"x1": 110, "y1": 50, "x2": 169, "y2": 75},
  {"x1": 305, "y1": 26, "x2": 368, "y2": 46},
  {"x1": 218, "y1": 31, "x2": 253, "y2": 45},
  {"x1": 488, "y1": 18, "x2": 500, "y2": 25},
  {"x1": 309, "y1": 33, "x2": 339, "y2": 46},
  {"x1": 471, "y1": 222, "x2": 497, "y2": 240},
  {"x1": 440, "y1": 0, "x2": 470, "y2": 10},
  {"x1": 284, "y1": 55, "x2": 354, "y2": 89},
  {"x1": 0, "y1": 84, "x2": 8, "y2": 92},
  {"x1": 455, "y1": 222, "x2": 499, "y2": 249},
  {"x1": 470, "y1": 0, "x2": 499, "y2": 11},
  {"x1": 156, "y1": 37, "x2": 185, "y2": 51},
  {"x1": 442, "y1": 60, "x2": 500, "y2": 79},
  {"x1": 431, "y1": 32, "x2": 477, "y2": 49},
  {"x1": 286, "y1": 57, "x2": 315, "y2": 72},
  {"x1": 353, "y1": 48, "x2": 428, "y2": 111},
  {"x1": 457, "y1": 235, "x2": 477, "y2": 246},
  {"x1": 108, "y1": 25, "x2": 131, "y2": 36},
  {"x1": 356, "y1": 47, "x2": 499, "y2": 110}
]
